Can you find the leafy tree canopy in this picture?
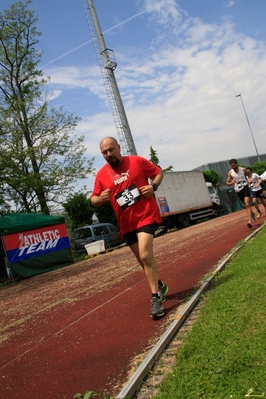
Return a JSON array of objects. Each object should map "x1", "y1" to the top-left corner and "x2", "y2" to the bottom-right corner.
[
  {"x1": 0, "y1": 0, "x2": 95, "y2": 214},
  {"x1": 202, "y1": 169, "x2": 223, "y2": 186},
  {"x1": 63, "y1": 193, "x2": 118, "y2": 231},
  {"x1": 251, "y1": 160, "x2": 266, "y2": 176},
  {"x1": 93, "y1": 201, "x2": 118, "y2": 227},
  {"x1": 63, "y1": 193, "x2": 95, "y2": 231}
]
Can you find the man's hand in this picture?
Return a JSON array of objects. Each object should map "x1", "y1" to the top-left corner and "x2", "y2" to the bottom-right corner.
[
  {"x1": 226, "y1": 175, "x2": 236, "y2": 186},
  {"x1": 100, "y1": 188, "x2": 111, "y2": 203},
  {"x1": 91, "y1": 188, "x2": 111, "y2": 207},
  {"x1": 139, "y1": 185, "x2": 155, "y2": 198}
]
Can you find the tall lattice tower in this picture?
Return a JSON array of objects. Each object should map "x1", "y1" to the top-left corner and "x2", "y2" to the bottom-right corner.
[{"x1": 82, "y1": 0, "x2": 137, "y2": 155}]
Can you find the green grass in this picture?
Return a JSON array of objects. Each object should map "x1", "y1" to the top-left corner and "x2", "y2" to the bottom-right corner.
[{"x1": 154, "y1": 226, "x2": 266, "y2": 399}]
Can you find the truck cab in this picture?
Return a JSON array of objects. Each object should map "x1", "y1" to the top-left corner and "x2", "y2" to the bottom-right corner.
[{"x1": 206, "y1": 182, "x2": 221, "y2": 206}]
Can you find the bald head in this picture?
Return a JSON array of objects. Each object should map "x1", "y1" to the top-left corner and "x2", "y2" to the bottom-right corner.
[
  {"x1": 100, "y1": 136, "x2": 118, "y2": 148},
  {"x1": 100, "y1": 137, "x2": 122, "y2": 167}
]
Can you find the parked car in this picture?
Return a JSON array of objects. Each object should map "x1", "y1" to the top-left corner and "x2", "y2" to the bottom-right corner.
[{"x1": 73, "y1": 223, "x2": 124, "y2": 253}]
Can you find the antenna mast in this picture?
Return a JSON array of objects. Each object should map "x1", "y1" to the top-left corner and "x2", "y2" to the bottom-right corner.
[{"x1": 82, "y1": 0, "x2": 137, "y2": 155}]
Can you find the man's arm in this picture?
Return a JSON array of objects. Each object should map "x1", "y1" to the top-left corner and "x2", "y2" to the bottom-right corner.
[
  {"x1": 151, "y1": 169, "x2": 164, "y2": 187},
  {"x1": 258, "y1": 177, "x2": 264, "y2": 186},
  {"x1": 91, "y1": 189, "x2": 111, "y2": 207},
  {"x1": 242, "y1": 167, "x2": 249, "y2": 176},
  {"x1": 255, "y1": 174, "x2": 263, "y2": 188},
  {"x1": 226, "y1": 171, "x2": 234, "y2": 186},
  {"x1": 139, "y1": 169, "x2": 164, "y2": 198}
]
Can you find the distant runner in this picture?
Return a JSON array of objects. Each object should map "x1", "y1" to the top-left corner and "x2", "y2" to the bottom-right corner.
[
  {"x1": 226, "y1": 159, "x2": 255, "y2": 228},
  {"x1": 246, "y1": 167, "x2": 266, "y2": 217}
]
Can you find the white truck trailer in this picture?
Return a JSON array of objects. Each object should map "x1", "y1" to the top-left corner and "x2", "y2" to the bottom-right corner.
[{"x1": 155, "y1": 171, "x2": 220, "y2": 229}]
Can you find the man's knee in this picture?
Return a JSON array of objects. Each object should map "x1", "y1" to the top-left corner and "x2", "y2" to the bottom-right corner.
[
  {"x1": 244, "y1": 197, "x2": 251, "y2": 206},
  {"x1": 139, "y1": 251, "x2": 154, "y2": 266}
]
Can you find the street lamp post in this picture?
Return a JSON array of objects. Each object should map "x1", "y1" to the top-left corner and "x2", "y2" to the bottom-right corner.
[{"x1": 235, "y1": 94, "x2": 260, "y2": 162}]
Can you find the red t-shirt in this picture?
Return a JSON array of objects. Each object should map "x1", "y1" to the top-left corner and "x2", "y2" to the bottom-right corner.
[{"x1": 91, "y1": 156, "x2": 162, "y2": 234}]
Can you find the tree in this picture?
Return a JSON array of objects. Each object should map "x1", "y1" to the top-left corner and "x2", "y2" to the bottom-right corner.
[
  {"x1": 0, "y1": 1, "x2": 94, "y2": 214},
  {"x1": 63, "y1": 193, "x2": 94, "y2": 231},
  {"x1": 93, "y1": 201, "x2": 118, "y2": 227},
  {"x1": 149, "y1": 146, "x2": 173, "y2": 171},
  {"x1": 251, "y1": 160, "x2": 266, "y2": 176},
  {"x1": 202, "y1": 169, "x2": 223, "y2": 186},
  {"x1": 63, "y1": 193, "x2": 118, "y2": 231},
  {"x1": 149, "y1": 146, "x2": 160, "y2": 166}
]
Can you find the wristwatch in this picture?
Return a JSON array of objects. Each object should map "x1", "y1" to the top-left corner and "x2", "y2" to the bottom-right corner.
[{"x1": 151, "y1": 182, "x2": 159, "y2": 192}]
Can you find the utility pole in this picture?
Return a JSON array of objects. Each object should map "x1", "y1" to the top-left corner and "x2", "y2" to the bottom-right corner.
[
  {"x1": 82, "y1": 0, "x2": 137, "y2": 155},
  {"x1": 235, "y1": 94, "x2": 260, "y2": 162}
]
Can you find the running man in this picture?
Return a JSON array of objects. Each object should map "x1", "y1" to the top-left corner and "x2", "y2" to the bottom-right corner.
[
  {"x1": 91, "y1": 137, "x2": 168, "y2": 318},
  {"x1": 246, "y1": 167, "x2": 266, "y2": 217},
  {"x1": 226, "y1": 159, "x2": 255, "y2": 228}
]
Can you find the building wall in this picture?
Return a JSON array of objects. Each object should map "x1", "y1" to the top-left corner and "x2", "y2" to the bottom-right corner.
[{"x1": 195, "y1": 154, "x2": 266, "y2": 183}]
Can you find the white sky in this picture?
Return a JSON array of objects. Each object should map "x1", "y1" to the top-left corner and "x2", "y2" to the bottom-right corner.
[{"x1": 2, "y1": 0, "x2": 266, "y2": 191}]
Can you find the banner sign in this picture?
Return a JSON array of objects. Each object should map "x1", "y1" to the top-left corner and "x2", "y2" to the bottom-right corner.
[
  {"x1": 3, "y1": 223, "x2": 71, "y2": 264},
  {"x1": 157, "y1": 196, "x2": 170, "y2": 216}
]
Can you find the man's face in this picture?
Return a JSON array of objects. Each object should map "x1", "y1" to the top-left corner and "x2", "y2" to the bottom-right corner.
[
  {"x1": 230, "y1": 161, "x2": 238, "y2": 170},
  {"x1": 100, "y1": 139, "x2": 122, "y2": 167}
]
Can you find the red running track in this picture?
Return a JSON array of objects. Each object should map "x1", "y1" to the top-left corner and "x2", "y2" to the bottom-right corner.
[{"x1": 0, "y1": 210, "x2": 264, "y2": 398}]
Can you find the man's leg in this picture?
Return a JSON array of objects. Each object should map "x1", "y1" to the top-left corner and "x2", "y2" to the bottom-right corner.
[
  {"x1": 259, "y1": 192, "x2": 266, "y2": 210},
  {"x1": 261, "y1": 198, "x2": 266, "y2": 210},
  {"x1": 129, "y1": 231, "x2": 168, "y2": 317},
  {"x1": 252, "y1": 197, "x2": 261, "y2": 215},
  {"x1": 244, "y1": 196, "x2": 253, "y2": 223},
  {"x1": 130, "y1": 232, "x2": 159, "y2": 294},
  {"x1": 129, "y1": 241, "x2": 142, "y2": 266}
]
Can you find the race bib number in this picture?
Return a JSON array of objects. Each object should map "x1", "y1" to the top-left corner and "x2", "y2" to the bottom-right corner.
[
  {"x1": 115, "y1": 184, "x2": 141, "y2": 210},
  {"x1": 237, "y1": 181, "x2": 247, "y2": 189}
]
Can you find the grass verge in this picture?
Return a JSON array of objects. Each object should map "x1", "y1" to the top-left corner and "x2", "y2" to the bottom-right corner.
[{"x1": 154, "y1": 225, "x2": 266, "y2": 399}]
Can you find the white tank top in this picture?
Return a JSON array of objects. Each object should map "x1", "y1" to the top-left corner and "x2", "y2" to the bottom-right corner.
[
  {"x1": 250, "y1": 173, "x2": 262, "y2": 192},
  {"x1": 230, "y1": 168, "x2": 248, "y2": 192}
]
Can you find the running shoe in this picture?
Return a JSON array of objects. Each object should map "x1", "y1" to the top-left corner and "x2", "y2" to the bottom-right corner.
[
  {"x1": 247, "y1": 222, "x2": 252, "y2": 229},
  {"x1": 158, "y1": 281, "x2": 169, "y2": 303},
  {"x1": 257, "y1": 211, "x2": 262, "y2": 218},
  {"x1": 252, "y1": 212, "x2": 256, "y2": 222},
  {"x1": 150, "y1": 297, "x2": 164, "y2": 318}
]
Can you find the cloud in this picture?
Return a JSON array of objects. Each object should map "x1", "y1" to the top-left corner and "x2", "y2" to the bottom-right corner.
[
  {"x1": 49, "y1": 89, "x2": 62, "y2": 101},
  {"x1": 118, "y1": 17, "x2": 265, "y2": 166},
  {"x1": 142, "y1": 0, "x2": 181, "y2": 24},
  {"x1": 47, "y1": 2, "x2": 266, "y2": 177},
  {"x1": 226, "y1": 1, "x2": 235, "y2": 8},
  {"x1": 46, "y1": 65, "x2": 108, "y2": 103}
]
